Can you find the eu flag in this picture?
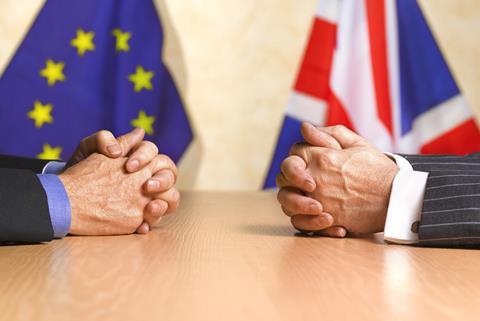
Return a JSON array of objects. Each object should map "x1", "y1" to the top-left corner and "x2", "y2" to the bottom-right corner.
[{"x1": 0, "y1": 0, "x2": 193, "y2": 162}]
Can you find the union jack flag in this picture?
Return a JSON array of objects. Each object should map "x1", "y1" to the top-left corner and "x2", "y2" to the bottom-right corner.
[{"x1": 264, "y1": 0, "x2": 480, "y2": 188}]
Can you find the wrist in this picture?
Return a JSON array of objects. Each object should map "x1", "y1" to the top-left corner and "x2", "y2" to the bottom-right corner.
[
  {"x1": 57, "y1": 173, "x2": 81, "y2": 234},
  {"x1": 380, "y1": 161, "x2": 400, "y2": 225}
]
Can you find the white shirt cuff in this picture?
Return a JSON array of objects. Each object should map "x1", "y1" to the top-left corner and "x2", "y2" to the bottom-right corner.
[{"x1": 383, "y1": 153, "x2": 428, "y2": 244}]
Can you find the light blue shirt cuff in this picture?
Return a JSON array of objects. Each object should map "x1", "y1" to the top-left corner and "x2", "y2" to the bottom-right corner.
[
  {"x1": 37, "y1": 174, "x2": 71, "y2": 238},
  {"x1": 42, "y1": 161, "x2": 66, "y2": 174}
]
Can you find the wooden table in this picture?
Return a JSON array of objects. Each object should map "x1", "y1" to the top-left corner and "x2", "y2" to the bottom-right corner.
[{"x1": 1, "y1": 192, "x2": 479, "y2": 321}]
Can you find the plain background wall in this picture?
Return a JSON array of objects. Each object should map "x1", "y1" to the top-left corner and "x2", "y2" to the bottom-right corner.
[{"x1": 1, "y1": 0, "x2": 479, "y2": 190}]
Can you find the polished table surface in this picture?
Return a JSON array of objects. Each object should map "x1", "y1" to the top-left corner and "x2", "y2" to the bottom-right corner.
[{"x1": 1, "y1": 191, "x2": 480, "y2": 321}]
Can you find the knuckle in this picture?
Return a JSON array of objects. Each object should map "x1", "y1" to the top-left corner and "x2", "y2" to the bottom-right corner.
[
  {"x1": 150, "y1": 203, "x2": 164, "y2": 217},
  {"x1": 280, "y1": 162, "x2": 294, "y2": 177},
  {"x1": 275, "y1": 174, "x2": 283, "y2": 188},
  {"x1": 279, "y1": 159, "x2": 289, "y2": 173},
  {"x1": 143, "y1": 140, "x2": 159, "y2": 154},
  {"x1": 318, "y1": 150, "x2": 336, "y2": 167},
  {"x1": 289, "y1": 143, "x2": 310, "y2": 164},
  {"x1": 281, "y1": 157, "x2": 305, "y2": 181},
  {"x1": 332, "y1": 125, "x2": 346, "y2": 135},
  {"x1": 170, "y1": 200, "x2": 179, "y2": 213},
  {"x1": 90, "y1": 152, "x2": 106, "y2": 161},
  {"x1": 116, "y1": 134, "x2": 128, "y2": 147},
  {"x1": 77, "y1": 142, "x2": 88, "y2": 154},
  {"x1": 126, "y1": 222, "x2": 140, "y2": 234},
  {"x1": 158, "y1": 154, "x2": 177, "y2": 172},
  {"x1": 167, "y1": 197, "x2": 180, "y2": 213},
  {"x1": 96, "y1": 130, "x2": 112, "y2": 142},
  {"x1": 165, "y1": 188, "x2": 180, "y2": 207},
  {"x1": 79, "y1": 136, "x2": 89, "y2": 146},
  {"x1": 281, "y1": 205, "x2": 292, "y2": 217},
  {"x1": 163, "y1": 171, "x2": 176, "y2": 187},
  {"x1": 318, "y1": 153, "x2": 329, "y2": 166},
  {"x1": 276, "y1": 189, "x2": 285, "y2": 203},
  {"x1": 288, "y1": 142, "x2": 304, "y2": 156},
  {"x1": 172, "y1": 189, "x2": 180, "y2": 204},
  {"x1": 156, "y1": 154, "x2": 169, "y2": 165},
  {"x1": 290, "y1": 216, "x2": 303, "y2": 230}
]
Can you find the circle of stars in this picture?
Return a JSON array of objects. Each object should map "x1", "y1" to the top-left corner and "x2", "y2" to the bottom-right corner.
[{"x1": 30, "y1": 26, "x2": 158, "y2": 159}]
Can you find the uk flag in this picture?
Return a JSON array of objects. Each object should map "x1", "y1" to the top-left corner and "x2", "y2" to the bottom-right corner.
[{"x1": 264, "y1": 0, "x2": 480, "y2": 188}]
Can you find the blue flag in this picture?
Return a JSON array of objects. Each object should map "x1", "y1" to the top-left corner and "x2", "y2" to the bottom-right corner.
[{"x1": 0, "y1": 0, "x2": 193, "y2": 162}]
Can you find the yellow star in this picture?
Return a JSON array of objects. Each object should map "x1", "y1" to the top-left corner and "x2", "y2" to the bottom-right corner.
[
  {"x1": 37, "y1": 144, "x2": 62, "y2": 160},
  {"x1": 112, "y1": 28, "x2": 132, "y2": 52},
  {"x1": 131, "y1": 110, "x2": 156, "y2": 135},
  {"x1": 128, "y1": 66, "x2": 154, "y2": 92},
  {"x1": 27, "y1": 101, "x2": 53, "y2": 128},
  {"x1": 40, "y1": 59, "x2": 66, "y2": 86},
  {"x1": 70, "y1": 29, "x2": 95, "y2": 56}
]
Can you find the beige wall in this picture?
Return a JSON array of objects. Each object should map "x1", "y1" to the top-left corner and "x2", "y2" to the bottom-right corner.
[
  {"x1": 418, "y1": 0, "x2": 480, "y2": 121},
  {"x1": 1, "y1": 0, "x2": 480, "y2": 190},
  {"x1": 155, "y1": 0, "x2": 318, "y2": 190}
]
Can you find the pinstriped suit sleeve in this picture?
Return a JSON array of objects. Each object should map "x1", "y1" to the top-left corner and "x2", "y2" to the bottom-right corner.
[{"x1": 403, "y1": 153, "x2": 480, "y2": 248}]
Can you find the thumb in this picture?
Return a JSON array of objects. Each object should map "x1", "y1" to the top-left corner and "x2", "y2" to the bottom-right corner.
[
  {"x1": 116, "y1": 128, "x2": 145, "y2": 156},
  {"x1": 301, "y1": 122, "x2": 342, "y2": 150},
  {"x1": 304, "y1": 123, "x2": 368, "y2": 149},
  {"x1": 66, "y1": 130, "x2": 122, "y2": 167},
  {"x1": 84, "y1": 130, "x2": 122, "y2": 158}
]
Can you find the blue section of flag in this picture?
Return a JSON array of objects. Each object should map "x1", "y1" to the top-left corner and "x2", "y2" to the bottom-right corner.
[
  {"x1": 0, "y1": 0, "x2": 192, "y2": 162},
  {"x1": 396, "y1": 0, "x2": 460, "y2": 135},
  {"x1": 263, "y1": 116, "x2": 303, "y2": 189}
]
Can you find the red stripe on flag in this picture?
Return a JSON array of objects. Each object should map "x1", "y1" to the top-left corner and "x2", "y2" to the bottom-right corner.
[
  {"x1": 294, "y1": 17, "x2": 336, "y2": 100},
  {"x1": 365, "y1": 0, "x2": 394, "y2": 137},
  {"x1": 326, "y1": 89, "x2": 355, "y2": 131},
  {"x1": 420, "y1": 119, "x2": 480, "y2": 155}
]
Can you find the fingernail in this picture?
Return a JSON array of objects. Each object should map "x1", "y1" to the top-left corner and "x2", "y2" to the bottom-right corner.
[
  {"x1": 143, "y1": 223, "x2": 150, "y2": 233},
  {"x1": 147, "y1": 179, "x2": 160, "y2": 191},
  {"x1": 137, "y1": 222, "x2": 149, "y2": 234},
  {"x1": 150, "y1": 202, "x2": 166, "y2": 217},
  {"x1": 309, "y1": 202, "x2": 322, "y2": 213},
  {"x1": 106, "y1": 144, "x2": 121, "y2": 155},
  {"x1": 150, "y1": 202, "x2": 160, "y2": 212},
  {"x1": 127, "y1": 159, "x2": 140, "y2": 171}
]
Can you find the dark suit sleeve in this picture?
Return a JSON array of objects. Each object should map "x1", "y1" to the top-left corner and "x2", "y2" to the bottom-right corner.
[
  {"x1": 402, "y1": 153, "x2": 480, "y2": 248},
  {"x1": 0, "y1": 154, "x2": 51, "y2": 173},
  {"x1": 0, "y1": 168, "x2": 54, "y2": 243},
  {"x1": 0, "y1": 155, "x2": 56, "y2": 243}
]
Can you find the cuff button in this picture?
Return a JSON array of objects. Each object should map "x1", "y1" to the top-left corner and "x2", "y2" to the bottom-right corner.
[{"x1": 411, "y1": 221, "x2": 420, "y2": 234}]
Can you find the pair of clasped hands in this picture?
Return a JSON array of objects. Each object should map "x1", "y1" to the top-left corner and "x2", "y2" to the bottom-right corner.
[
  {"x1": 59, "y1": 128, "x2": 179, "y2": 236},
  {"x1": 276, "y1": 123, "x2": 399, "y2": 237}
]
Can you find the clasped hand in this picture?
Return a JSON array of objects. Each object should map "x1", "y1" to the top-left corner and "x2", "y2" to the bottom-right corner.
[
  {"x1": 59, "y1": 128, "x2": 179, "y2": 236},
  {"x1": 276, "y1": 123, "x2": 399, "y2": 237}
]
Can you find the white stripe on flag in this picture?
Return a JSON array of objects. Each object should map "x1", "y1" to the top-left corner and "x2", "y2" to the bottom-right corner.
[
  {"x1": 386, "y1": 0, "x2": 402, "y2": 147},
  {"x1": 285, "y1": 91, "x2": 327, "y2": 125},
  {"x1": 315, "y1": 0, "x2": 342, "y2": 23},
  {"x1": 330, "y1": 0, "x2": 393, "y2": 151},
  {"x1": 397, "y1": 95, "x2": 473, "y2": 152}
]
